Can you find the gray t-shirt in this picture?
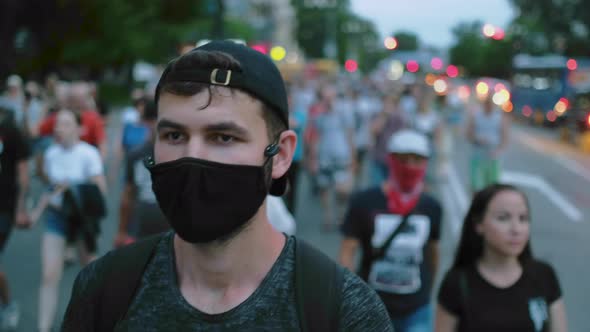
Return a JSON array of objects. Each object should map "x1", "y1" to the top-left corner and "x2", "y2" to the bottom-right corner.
[{"x1": 113, "y1": 232, "x2": 393, "y2": 331}]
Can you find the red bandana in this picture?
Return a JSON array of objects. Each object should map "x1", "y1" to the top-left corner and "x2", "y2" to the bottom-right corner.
[{"x1": 385, "y1": 156, "x2": 427, "y2": 215}]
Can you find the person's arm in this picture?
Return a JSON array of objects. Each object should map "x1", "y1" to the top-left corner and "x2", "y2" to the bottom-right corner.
[
  {"x1": 428, "y1": 240, "x2": 440, "y2": 287},
  {"x1": 14, "y1": 160, "x2": 30, "y2": 226},
  {"x1": 115, "y1": 183, "x2": 136, "y2": 247},
  {"x1": 434, "y1": 303, "x2": 459, "y2": 332},
  {"x1": 339, "y1": 237, "x2": 360, "y2": 271},
  {"x1": 89, "y1": 174, "x2": 107, "y2": 196},
  {"x1": 465, "y1": 108, "x2": 476, "y2": 143},
  {"x1": 496, "y1": 111, "x2": 511, "y2": 152},
  {"x1": 549, "y1": 298, "x2": 567, "y2": 332}
]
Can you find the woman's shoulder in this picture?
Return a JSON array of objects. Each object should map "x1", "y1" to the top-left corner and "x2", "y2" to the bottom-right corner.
[{"x1": 524, "y1": 259, "x2": 556, "y2": 275}]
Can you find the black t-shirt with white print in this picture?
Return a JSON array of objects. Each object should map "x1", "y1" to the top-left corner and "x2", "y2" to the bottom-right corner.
[
  {"x1": 341, "y1": 187, "x2": 442, "y2": 318},
  {"x1": 438, "y1": 260, "x2": 562, "y2": 332}
]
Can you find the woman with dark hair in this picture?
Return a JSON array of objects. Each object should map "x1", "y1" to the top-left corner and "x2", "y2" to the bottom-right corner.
[{"x1": 435, "y1": 184, "x2": 567, "y2": 332}]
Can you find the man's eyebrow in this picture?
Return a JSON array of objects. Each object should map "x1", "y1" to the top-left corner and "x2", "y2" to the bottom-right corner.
[
  {"x1": 156, "y1": 119, "x2": 186, "y2": 131},
  {"x1": 204, "y1": 121, "x2": 250, "y2": 137}
]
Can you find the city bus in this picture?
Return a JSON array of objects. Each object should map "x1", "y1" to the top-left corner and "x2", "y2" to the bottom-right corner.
[{"x1": 511, "y1": 54, "x2": 570, "y2": 125}]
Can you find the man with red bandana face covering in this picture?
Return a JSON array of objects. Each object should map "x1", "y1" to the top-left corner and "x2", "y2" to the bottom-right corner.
[{"x1": 339, "y1": 129, "x2": 443, "y2": 332}]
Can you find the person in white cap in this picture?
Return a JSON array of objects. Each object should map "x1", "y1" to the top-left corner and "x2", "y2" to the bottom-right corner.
[{"x1": 339, "y1": 129, "x2": 443, "y2": 332}]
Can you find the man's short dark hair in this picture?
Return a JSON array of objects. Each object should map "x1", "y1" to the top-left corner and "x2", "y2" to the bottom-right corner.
[{"x1": 156, "y1": 50, "x2": 287, "y2": 141}]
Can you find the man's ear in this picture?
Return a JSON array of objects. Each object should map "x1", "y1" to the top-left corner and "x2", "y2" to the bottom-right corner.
[{"x1": 271, "y1": 130, "x2": 297, "y2": 180}]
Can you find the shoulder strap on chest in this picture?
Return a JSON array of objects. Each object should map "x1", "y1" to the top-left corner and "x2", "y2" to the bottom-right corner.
[
  {"x1": 98, "y1": 234, "x2": 163, "y2": 331},
  {"x1": 294, "y1": 238, "x2": 344, "y2": 332}
]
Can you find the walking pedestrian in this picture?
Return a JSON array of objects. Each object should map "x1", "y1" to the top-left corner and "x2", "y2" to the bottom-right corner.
[{"x1": 435, "y1": 184, "x2": 567, "y2": 332}]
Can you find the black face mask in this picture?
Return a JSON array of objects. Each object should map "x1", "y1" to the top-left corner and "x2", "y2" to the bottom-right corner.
[{"x1": 145, "y1": 146, "x2": 277, "y2": 244}]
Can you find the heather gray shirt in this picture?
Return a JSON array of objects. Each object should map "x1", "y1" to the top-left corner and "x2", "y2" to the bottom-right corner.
[{"x1": 113, "y1": 232, "x2": 393, "y2": 331}]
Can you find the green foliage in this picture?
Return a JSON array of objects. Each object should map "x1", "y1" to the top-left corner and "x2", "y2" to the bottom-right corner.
[
  {"x1": 510, "y1": 0, "x2": 590, "y2": 56},
  {"x1": 291, "y1": 0, "x2": 383, "y2": 71},
  {"x1": 12, "y1": 0, "x2": 255, "y2": 79},
  {"x1": 449, "y1": 21, "x2": 513, "y2": 78},
  {"x1": 393, "y1": 31, "x2": 419, "y2": 51}
]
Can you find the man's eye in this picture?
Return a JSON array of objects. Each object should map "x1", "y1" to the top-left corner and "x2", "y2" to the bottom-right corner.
[
  {"x1": 162, "y1": 132, "x2": 185, "y2": 143},
  {"x1": 212, "y1": 134, "x2": 236, "y2": 144}
]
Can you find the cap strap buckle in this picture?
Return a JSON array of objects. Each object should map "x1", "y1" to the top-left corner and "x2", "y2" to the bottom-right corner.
[{"x1": 210, "y1": 69, "x2": 232, "y2": 86}]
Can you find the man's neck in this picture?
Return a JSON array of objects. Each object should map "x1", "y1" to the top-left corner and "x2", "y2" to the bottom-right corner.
[{"x1": 173, "y1": 211, "x2": 286, "y2": 314}]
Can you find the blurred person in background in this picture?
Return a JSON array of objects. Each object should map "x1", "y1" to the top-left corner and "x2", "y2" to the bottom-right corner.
[
  {"x1": 284, "y1": 88, "x2": 307, "y2": 215},
  {"x1": 25, "y1": 108, "x2": 106, "y2": 332},
  {"x1": 369, "y1": 93, "x2": 405, "y2": 186},
  {"x1": 351, "y1": 87, "x2": 379, "y2": 188},
  {"x1": 435, "y1": 184, "x2": 567, "y2": 332},
  {"x1": 303, "y1": 83, "x2": 328, "y2": 195},
  {"x1": 309, "y1": 85, "x2": 356, "y2": 231},
  {"x1": 43, "y1": 73, "x2": 60, "y2": 107},
  {"x1": 339, "y1": 129, "x2": 442, "y2": 332},
  {"x1": 432, "y1": 94, "x2": 453, "y2": 179},
  {"x1": 38, "y1": 82, "x2": 107, "y2": 158},
  {"x1": 115, "y1": 101, "x2": 168, "y2": 248},
  {"x1": 23, "y1": 81, "x2": 48, "y2": 152},
  {"x1": 466, "y1": 95, "x2": 510, "y2": 194},
  {"x1": 0, "y1": 75, "x2": 25, "y2": 127},
  {"x1": 0, "y1": 107, "x2": 32, "y2": 330},
  {"x1": 89, "y1": 82, "x2": 110, "y2": 123},
  {"x1": 412, "y1": 86, "x2": 442, "y2": 188},
  {"x1": 399, "y1": 86, "x2": 418, "y2": 126}
]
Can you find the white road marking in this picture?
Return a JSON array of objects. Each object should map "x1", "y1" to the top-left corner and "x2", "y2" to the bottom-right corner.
[
  {"x1": 501, "y1": 171, "x2": 583, "y2": 222},
  {"x1": 441, "y1": 183, "x2": 464, "y2": 237},
  {"x1": 554, "y1": 156, "x2": 590, "y2": 183},
  {"x1": 448, "y1": 166, "x2": 469, "y2": 212}
]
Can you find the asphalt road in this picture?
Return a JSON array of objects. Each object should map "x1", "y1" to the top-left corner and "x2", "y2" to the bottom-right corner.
[{"x1": 3, "y1": 115, "x2": 589, "y2": 331}]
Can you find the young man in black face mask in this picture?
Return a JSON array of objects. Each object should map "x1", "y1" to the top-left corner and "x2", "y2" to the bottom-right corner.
[{"x1": 62, "y1": 40, "x2": 393, "y2": 331}]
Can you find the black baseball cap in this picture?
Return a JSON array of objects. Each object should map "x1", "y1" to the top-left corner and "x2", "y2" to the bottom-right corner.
[{"x1": 155, "y1": 40, "x2": 290, "y2": 196}]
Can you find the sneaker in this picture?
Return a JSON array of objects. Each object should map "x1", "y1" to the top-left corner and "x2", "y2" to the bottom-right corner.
[{"x1": 1, "y1": 302, "x2": 19, "y2": 331}]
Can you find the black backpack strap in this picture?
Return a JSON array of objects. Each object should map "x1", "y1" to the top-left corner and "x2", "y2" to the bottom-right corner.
[
  {"x1": 295, "y1": 238, "x2": 344, "y2": 332},
  {"x1": 372, "y1": 213, "x2": 412, "y2": 261},
  {"x1": 97, "y1": 234, "x2": 163, "y2": 331}
]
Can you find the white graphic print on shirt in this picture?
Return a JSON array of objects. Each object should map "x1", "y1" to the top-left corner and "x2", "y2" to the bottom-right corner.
[
  {"x1": 529, "y1": 297, "x2": 548, "y2": 332},
  {"x1": 368, "y1": 214, "x2": 430, "y2": 294}
]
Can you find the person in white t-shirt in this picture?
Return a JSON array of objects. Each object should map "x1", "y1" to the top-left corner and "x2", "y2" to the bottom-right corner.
[{"x1": 26, "y1": 109, "x2": 106, "y2": 332}]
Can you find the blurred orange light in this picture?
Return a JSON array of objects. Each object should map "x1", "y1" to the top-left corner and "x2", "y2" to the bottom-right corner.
[
  {"x1": 425, "y1": 74, "x2": 436, "y2": 86},
  {"x1": 502, "y1": 101, "x2": 513, "y2": 113},
  {"x1": 483, "y1": 24, "x2": 495, "y2": 38},
  {"x1": 567, "y1": 59, "x2": 577, "y2": 71},
  {"x1": 587, "y1": 113, "x2": 590, "y2": 127},
  {"x1": 384, "y1": 37, "x2": 398, "y2": 50},
  {"x1": 407, "y1": 60, "x2": 419, "y2": 73}
]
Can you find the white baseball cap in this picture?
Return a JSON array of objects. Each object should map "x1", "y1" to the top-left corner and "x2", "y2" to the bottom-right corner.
[
  {"x1": 6, "y1": 75, "x2": 22, "y2": 87},
  {"x1": 387, "y1": 129, "x2": 430, "y2": 158}
]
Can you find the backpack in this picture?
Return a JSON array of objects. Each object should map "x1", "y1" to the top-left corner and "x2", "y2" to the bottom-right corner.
[{"x1": 63, "y1": 234, "x2": 344, "y2": 332}]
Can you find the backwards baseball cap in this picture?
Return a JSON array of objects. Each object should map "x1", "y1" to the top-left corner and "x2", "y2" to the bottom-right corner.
[
  {"x1": 155, "y1": 40, "x2": 290, "y2": 196},
  {"x1": 387, "y1": 129, "x2": 430, "y2": 158},
  {"x1": 155, "y1": 40, "x2": 288, "y2": 127}
]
